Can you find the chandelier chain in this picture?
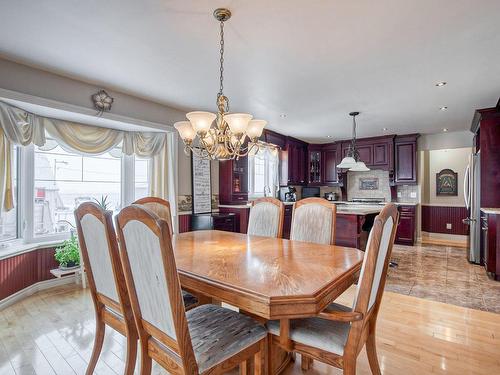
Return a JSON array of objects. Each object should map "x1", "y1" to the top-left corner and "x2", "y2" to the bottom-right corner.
[{"x1": 218, "y1": 20, "x2": 225, "y2": 97}]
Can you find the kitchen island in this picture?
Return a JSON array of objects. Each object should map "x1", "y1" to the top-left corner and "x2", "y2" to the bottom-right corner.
[{"x1": 219, "y1": 202, "x2": 383, "y2": 251}]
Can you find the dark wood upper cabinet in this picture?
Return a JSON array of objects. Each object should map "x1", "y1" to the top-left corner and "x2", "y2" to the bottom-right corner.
[
  {"x1": 322, "y1": 143, "x2": 341, "y2": 185},
  {"x1": 286, "y1": 137, "x2": 307, "y2": 185},
  {"x1": 219, "y1": 156, "x2": 249, "y2": 204},
  {"x1": 264, "y1": 129, "x2": 287, "y2": 149},
  {"x1": 307, "y1": 145, "x2": 323, "y2": 185},
  {"x1": 394, "y1": 134, "x2": 418, "y2": 185}
]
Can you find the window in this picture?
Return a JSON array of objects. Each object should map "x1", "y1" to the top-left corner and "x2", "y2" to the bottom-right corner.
[
  {"x1": 248, "y1": 146, "x2": 279, "y2": 198},
  {"x1": 0, "y1": 145, "x2": 18, "y2": 241},
  {"x1": 134, "y1": 157, "x2": 150, "y2": 200},
  {"x1": 34, "y1": 141, "x2": 122, "y2": 235}
]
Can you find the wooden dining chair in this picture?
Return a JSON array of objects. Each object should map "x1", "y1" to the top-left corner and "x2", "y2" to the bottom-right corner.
[
  {"x1": 115, "y1": 204, "x2": 268, "y2": 375},
  {"x1": 268, "y1": 203, "x2": 399, "y2": 375},
  {"x1": 290, "y1": 197, "x2": 337, "y2": 245},
  {"x1": 247, "y1": 197, "x2": 285, "y2": 238},
  {"x1": 133, "y1": 196, "x2": 199, "y2": 309},
  {"x1": 74, "y1": 202, "x2": 138, "y2": 375},
  {"x1": 133, "y1": 196, "x2": 173, "y2": 235}
]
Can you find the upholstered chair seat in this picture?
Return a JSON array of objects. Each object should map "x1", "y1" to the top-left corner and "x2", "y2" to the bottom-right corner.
[
  {"x1": 247, "y1": 198, "x2": 284, "y2": 238},
  {"x1": 267, "y1": 313, "x2": 350, "y2": 356},
  {"x1": 186, "y1": 304, "x2": 267, "y2": 372}
]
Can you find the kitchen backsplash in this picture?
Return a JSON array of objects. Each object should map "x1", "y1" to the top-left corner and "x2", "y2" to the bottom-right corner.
[
  {"x1": 347, "y1": 170, "x2": 392, "y2": 202},
  {"x1": 396, "y1": 184, "x2": 419, "y2": 203}
]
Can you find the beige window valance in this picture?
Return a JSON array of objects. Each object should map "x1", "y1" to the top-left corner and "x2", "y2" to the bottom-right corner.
[{"x1": 0, "y1": 101, "x2": 175, "y2": 213}]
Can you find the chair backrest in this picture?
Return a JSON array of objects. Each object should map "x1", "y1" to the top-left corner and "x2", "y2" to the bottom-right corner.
[
  {"x1": 353, "y1": 203, "x2": 399, "y2": 315},
  {"x1": 247, "y1": 197, "x2": 284, "y2": 238},
  {"x1": 290, "y1": 198, "x2": 336, "y2": 245},
  {"x1": 115, "y1": 204, "x2": 197, "y2": 372},
  {"x1": 74, "y1": 202, "x2": 130, "y2": 314},
  {"x1": 133, "y1": 197, "x2": 173, "y2": 235}
]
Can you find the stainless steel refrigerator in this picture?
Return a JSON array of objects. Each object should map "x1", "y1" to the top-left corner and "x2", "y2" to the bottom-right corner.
[{"x1": 463, "y1": 151, "x2": 481, "y2": 264}]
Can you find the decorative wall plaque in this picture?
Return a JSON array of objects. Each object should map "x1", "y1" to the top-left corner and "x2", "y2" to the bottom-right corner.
[
  {"x1": 436, "y1": 169, "x2": 458, "y2": 196},
  {"x1": 359, "y1": 178, "x2": 379, "y2": 190},
  {"x1": 191, "y1": 150, "x2": 212, "y2": 214}
]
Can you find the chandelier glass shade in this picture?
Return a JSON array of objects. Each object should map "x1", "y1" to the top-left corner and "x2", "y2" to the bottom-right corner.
[
  {"x1": 175, "y1": 8, "x2": 266, "y2": 160},
  {"x1": 337, "y1": 112, "x2": 370, "y2": 172}
]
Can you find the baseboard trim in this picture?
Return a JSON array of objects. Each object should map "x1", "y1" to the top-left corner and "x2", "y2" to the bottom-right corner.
[{"x1": 0, "y1": 276, "x2": 77, "y2": 311}]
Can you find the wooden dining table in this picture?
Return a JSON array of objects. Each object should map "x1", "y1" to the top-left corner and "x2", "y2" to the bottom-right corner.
[{"x1": 172, "y1": 230, "x2": 364, "y2": 374}]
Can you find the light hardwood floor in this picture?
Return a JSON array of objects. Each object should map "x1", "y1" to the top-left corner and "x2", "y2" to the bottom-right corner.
[{"x1": 1, "y1": 284, "x2": 499, "y2": 375}]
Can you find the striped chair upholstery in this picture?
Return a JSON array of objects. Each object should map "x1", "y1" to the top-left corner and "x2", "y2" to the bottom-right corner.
[
  {"x1": 247, "y1": 197, "x2": 284, "y2": 238},
  {"x1": 290, "y1": 198, "x2": 336, "y2": 245}
]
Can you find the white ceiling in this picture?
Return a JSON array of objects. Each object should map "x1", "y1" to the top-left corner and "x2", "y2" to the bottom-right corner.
[{"x1": 1, "y1": 0, "x2": 499, "y2": 143}]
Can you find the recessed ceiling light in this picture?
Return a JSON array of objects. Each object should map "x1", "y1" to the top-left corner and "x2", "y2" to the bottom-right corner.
[
  {"x1": 435, "y1": 81, "x2": 447, "y2": 87},
  {"x1": 443, "y1": 128, "x2": 448, "y2": 132},
  {"x1": 280, "y1": 113, "x2": 287, "y2": 118},
  {"x1": 326, "y1": 135, "x2": 332, "y2": 138},
  {"x1": 382, "y1": 127, "x2": 388, "y2": 131},
  {"x1": 440, "y1": 106, "x2": 448, "y2": 111}
]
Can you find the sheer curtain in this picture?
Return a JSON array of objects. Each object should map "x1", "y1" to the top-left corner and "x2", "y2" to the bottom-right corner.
[
  {"x1": 248, "y1": 143, "x2": 279, "y2": 198},
  {"x1": 0, "y1": 101, "x2": 176, "y2": 213}
]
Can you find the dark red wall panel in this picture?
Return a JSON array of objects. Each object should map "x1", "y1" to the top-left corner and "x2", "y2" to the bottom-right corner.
[
  {"x1": 178, "y1": 215, "x2": 191, "y2": 233},
  {"x1": 0, "y1": 247, "x2": 58, "y2": 301},
  {"x1": 421, "y1": 205, "x2": 469, "y2": 235}
]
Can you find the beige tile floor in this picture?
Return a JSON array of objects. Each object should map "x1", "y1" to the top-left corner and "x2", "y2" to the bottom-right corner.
[{"x1": 386, "y1": 244, "x2": 500, "y2": 313}]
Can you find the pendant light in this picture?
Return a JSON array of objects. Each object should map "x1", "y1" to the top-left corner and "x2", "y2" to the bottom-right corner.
[{"x1": 337, "y1": 112, "x2": 370, "y2": 171}]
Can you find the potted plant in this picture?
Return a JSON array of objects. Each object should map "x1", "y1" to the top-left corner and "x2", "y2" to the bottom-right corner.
[{"x1": 55, "y1": 236, "x2": 80, "y2": 270}]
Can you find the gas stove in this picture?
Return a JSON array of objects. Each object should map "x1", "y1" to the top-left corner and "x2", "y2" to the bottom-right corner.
[{"x1": 349, "y1": 198, "x2": 386, "y2": 204}]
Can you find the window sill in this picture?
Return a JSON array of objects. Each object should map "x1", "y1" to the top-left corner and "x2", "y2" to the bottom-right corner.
[{"x1": 0, "y1": 239, "x2": 66, "y2": 261}]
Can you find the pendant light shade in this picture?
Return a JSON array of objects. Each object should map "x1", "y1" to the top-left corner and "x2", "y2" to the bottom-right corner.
[
  {"x1": 337, "y1": 156, "x2": 357, "y2": 169},
  {"x1": 349, "y1": 161, "x2": 370, "y2": 172}
]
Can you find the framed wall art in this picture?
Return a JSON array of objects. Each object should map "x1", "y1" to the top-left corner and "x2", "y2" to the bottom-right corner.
[{"x1": 436, "y1": 169, "x2": 458, "y2": 196}]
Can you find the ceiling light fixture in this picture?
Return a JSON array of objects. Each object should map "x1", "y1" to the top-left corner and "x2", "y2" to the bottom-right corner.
[
  {"x1": 175, "y1": 8, "x2": 266, "y2": 160},
  {"x1": 326, "y1": 135, "x2": 332, "y2": 138},
  {"x1": 435, "y1": 81, "x2": 447, "y2": 87},
  {"x1": 382, "y1": 127, "x2": 388, "y2": 131},
  {"x1": 280, "y1": 114, "x2": 287, "y2": 119},
  {"x1": 443, "y1": 128, "x2": 448, "y2": 132},
  {"x1": 440, "y1": 106, "x2": 448, "y2": 111},
  {"x1": 337, "y1": 112, "x2": 370, "y2": 172}
]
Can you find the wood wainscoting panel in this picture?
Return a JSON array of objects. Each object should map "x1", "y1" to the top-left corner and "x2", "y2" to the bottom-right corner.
[
  {"x1": 421, "y1": 205, "x2": 469, "y2": 235},
  {"x1": 178, "y1": 214, "x2": 192, "y2": 233},
  {"x1": 0, "y1": 247, "x2": 58, "y2": 301}
]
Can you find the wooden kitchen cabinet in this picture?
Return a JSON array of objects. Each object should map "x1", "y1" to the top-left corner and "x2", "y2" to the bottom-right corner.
[
  {"x1": 481, "y1": 211, "x2": 500, "y2": 281},
  {"x1": 307, "y1": 145, "x2": 323, "y2": 185},
  {"x1": 322, "y1": 143, "x2": 341, "y2": 185},
  {"x1": 395, "y1": 205, "x2": 416, "y2": 245},
  {"x1": 394, "y1": 134, "x2": 418, "y2": 185},
  {"x1": 219, "y1": 156, "x2": 249, "y2": 204},
  {"x1": 286, "y1": 137, "x2": 307, "y2": 185}
]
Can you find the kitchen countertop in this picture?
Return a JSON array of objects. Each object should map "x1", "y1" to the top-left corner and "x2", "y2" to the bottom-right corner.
[{"x1": 481, "y1": 207, "x2": 500, "y2": 215}]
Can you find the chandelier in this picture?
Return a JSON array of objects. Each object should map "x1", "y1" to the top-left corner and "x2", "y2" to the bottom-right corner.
[
  {"x1": 174, "y1": 8, "x2": 267, "y2": 160},
  {"x1": 337, "y1": 112, "x2": 370, "y2": 171}
]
